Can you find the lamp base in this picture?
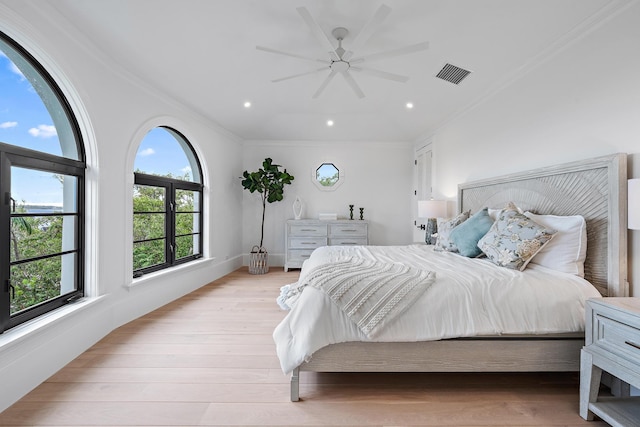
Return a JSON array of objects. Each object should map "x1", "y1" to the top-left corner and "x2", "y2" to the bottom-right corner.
[{"x1": 425, "y1": 218, "x2": 437, "y2": 245}]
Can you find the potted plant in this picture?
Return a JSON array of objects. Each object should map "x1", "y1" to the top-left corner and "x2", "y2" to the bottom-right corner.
[{"x1": 240, "y1": 158, "x2": 294, "y2": 274}]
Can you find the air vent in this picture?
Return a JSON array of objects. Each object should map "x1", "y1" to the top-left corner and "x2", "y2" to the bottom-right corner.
[{"x1": 435, "y1": 63, "x2": 472, "y2": 85}]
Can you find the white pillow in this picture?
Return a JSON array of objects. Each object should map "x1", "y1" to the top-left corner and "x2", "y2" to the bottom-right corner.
[
  {"x1": 488, "y1": 208, "x2": 501, "y2": 221},
  {"x1": 523, "y1": 212, "x2": 587, "y2": 277}
]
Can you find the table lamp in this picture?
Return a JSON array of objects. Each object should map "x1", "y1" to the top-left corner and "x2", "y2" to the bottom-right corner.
[{"x1": 418, "y1": 200, "x2": 447, "y2": 244}]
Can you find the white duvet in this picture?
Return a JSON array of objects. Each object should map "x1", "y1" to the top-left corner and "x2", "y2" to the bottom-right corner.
[{"x1": 273, "y1": 244, "x2": 601, "y2": 374}]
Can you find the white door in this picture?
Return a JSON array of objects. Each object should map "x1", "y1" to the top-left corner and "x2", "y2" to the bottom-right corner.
[{"x1": 413, "y1": 145, "x2": 432, "y2": 242}]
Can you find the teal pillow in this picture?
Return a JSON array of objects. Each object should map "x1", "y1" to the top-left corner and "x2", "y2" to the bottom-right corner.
[{"x1": 449, "y1": 208, "x2": 494, "y2": 257}]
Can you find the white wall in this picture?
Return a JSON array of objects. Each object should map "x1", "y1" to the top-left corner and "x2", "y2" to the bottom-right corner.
[
  {"x1": 0, "y1": 2, "x2": 244, "y2": 411},
  {"x1": 242, "y1": 140, "x2": 415, "y2": 265},
  {"x1": 429, "y1": 2, "x2": 640, "y2": 295}
]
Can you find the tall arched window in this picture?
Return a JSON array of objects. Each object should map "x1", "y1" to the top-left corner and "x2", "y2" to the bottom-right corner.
[
  {"x1": 133, "y1": 127, "x2": 203, "y2": 276},
  {"x1": 0, "y1": 32, "x2": 85, "y2": 333}
]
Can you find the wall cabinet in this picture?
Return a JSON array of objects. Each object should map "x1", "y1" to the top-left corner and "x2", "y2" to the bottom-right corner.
[{"x1": 284, "y1": 219, "x2": 368, "y2": 272}]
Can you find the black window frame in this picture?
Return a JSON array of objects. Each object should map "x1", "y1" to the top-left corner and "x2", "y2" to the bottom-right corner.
[
  {"x1": 133, "y1": 130, "x2": 203, "y2": 277},
  {"x1": 0, "y1": 31, "x2": 86, "y2": 333}
]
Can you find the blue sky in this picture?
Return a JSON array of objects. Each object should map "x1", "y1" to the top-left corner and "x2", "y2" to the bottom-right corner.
[
  {"x1": 1, "y1": 48, "x2": 193, "y2": 205},
  {"x1": 134, "y1": 128, "x2": 193, "y2": 180}
]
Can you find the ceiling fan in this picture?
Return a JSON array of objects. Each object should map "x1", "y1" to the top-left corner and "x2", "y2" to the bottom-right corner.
[{"x1": 256, "y1": 4, "x2": 429, "y2": 99}]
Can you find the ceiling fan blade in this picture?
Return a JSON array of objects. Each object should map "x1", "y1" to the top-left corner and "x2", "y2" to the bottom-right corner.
[
  {"x1": 342, "y1": 4, "x2": 392, "y2": 61},
  {"x1": 350, "y1": 66, "x2": 409, "y2": 83},
  {"x1": 271, "y1": 67, "x2": 329, "y2": 83},
  {"x1": 341, "y1": 71, "x2": 365, "y2": 99},
  {"x1": 312, "y1": 70, "x2": 338, "y2": 98},
  {"x1": 350, "y1": 42, "x2": 429, "y2": 64},
  {"x1": 256, "y1": 46, "x2": 330, "y2": 64},
  {"x1": 296, "y1": 7, "x2": 340, "y2": 61}
]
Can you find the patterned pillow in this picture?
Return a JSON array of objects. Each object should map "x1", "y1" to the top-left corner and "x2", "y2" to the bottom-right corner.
[
  {"x1": 433, "y1": 210, "x2": 470, "y2": 252},
  {"x1": 477, "y1": 208, "x2": 557, "y2": 271},
  {"x1": 488, "y1": 202, "x2": 523, "y2": 221}
]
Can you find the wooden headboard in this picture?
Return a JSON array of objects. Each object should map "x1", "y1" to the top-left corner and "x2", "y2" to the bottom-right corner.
[{"x1": 458, "y1": 153, "x2": 628, "y2": 297}]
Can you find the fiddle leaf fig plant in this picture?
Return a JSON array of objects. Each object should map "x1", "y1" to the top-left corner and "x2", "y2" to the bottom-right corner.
[{"x1": 241, "y1": 158, "x2": 294, "y2": 249}]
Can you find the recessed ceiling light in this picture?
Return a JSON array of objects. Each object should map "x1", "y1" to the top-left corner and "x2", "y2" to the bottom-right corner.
[
  {"x1": 327, "y1": 119, "x2": 334, "y2": 127},
  {"x1": 243, "y1": 101, "x2": 251, "y2": 108},
  {"x1": 406, "y1": 102, "x2": 414, "y2": 109}
]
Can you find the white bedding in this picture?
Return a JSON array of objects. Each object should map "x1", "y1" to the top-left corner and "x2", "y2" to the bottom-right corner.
[{"x1": 273, "y1": 244, "x2": 602, "y2": 374}]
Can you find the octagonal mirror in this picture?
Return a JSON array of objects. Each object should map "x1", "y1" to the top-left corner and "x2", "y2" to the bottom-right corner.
[{"x1": 312, "y1": 162, "x2": 344, "y2": 191}]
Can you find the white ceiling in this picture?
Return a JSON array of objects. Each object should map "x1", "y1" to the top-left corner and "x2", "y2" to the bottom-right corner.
[{"x1": 47, "y1": 0, "x2": 619, "y2": 142}]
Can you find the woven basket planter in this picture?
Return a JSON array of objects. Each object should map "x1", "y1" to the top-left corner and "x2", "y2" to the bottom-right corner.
[{"x1": 249, "y1": 245, "x2": 269, "y2": 274}]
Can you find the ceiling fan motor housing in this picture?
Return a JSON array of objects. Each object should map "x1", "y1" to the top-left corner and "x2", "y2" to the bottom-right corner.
[{"x1": 332, "y1": 27, "x2": 349, "y2": 60}]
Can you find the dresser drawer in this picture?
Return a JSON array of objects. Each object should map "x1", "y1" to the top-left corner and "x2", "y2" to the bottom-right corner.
[
  {"x1": 288, "y1": 223, "x2": 327, "y2": 236},
  {"x1": 329, "y1": 223, "x2": 367, "y2": 237},
  {"x1": 594, "y1": 313, "x2": 640, "y2": 362},
  {"x1": 288, "y1": 237, "x2": 327, "y2": 249},
  {"x1": 287, "y1": 249, "x2": 316, "y2": 263},
  {"x1": 329, "y1": 237, "x2": 368, "y2": 246}
]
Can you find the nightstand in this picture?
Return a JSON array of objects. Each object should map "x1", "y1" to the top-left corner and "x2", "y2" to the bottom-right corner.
[{"x1": 580, "y1": 297, "x2": 640, "y2": 424}]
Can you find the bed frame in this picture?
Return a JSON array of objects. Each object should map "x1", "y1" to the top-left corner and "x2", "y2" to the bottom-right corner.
[{"x1": 290, "y1": 153, "x2": 628, "y2": 401}]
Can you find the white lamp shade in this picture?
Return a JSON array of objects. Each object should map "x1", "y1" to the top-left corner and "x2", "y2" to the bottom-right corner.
[
  {"x1": 630, "y1": 179, "x2": 640, "y2": 230},
  {"x1": 418, "y1": 200, "x2": 447, "y2": 219}
]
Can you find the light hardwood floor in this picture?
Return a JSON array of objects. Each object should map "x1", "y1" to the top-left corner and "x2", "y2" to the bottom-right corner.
[{"x1": 0, "y1": 267, "x2": 607, "y2": 426}]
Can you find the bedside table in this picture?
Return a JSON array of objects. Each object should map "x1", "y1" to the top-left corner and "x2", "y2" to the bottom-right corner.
[{"x1": 580, "y1": 297, "x2": 640, "y2": 424}]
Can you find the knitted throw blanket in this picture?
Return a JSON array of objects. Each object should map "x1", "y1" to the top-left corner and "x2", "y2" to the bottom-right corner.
[{"x1": 281, "y1": 258, "x2": 436, "y2": 339}]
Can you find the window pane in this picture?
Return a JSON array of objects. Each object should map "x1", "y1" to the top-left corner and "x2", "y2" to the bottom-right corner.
[
  {"x1": 10, "y1": 215, "x2": 76, "y2": 262},
  {"x1": 176, "y1": 212, "x2": 199, "y2": 236},
  {"x1": 11, "y1": 167, "x2": 77, "y2": 213},
  {"x1": 134, "y1": 127, "x2": 199, "y2": 182},
  {"x1": 175, "y1": 234, "x2": 199, "y2": 259},
  {"x1": 133, "y1": 185, "x2": 165, "y2": 212},
  {"x1": 133, "y1": 240, "x2": 165, "y2": 270},
  {"x1": 133, "y1": 213, "x2": 165, "y2": 241},
  {"x1": 10, "y1": 253, "x2": 77, "y2": 315},
  {"x1": 176, "y1": 189, "x2": 197, "y2": 212},
  {"x1": 0, "y1": 38, "x2": 79, "y2": 160}
]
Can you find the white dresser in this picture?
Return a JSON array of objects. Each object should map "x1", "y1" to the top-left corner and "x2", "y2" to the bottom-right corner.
[
  {"x1": 580, "y1": 297, "x2": 640, "y2": 425},
  {"x1": 284, "y1": 219, "x2": 368, "y2": 272}
]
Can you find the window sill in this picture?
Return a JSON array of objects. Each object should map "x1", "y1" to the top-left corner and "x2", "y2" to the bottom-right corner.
[
  {"x1": 128, "y1": 257, "x2": 216, "y2": 289},
  {"x1": 0, "y1": 295, "x2": 106, "y2": 351}
]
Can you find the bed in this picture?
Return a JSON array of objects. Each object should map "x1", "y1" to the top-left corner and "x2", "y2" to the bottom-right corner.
[{"x1": 274, "y1": 153, "x2": 628, "y2": 402}]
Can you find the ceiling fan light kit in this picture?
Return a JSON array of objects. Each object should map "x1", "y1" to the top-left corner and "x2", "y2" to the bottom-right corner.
[{"x1": 256, "y1": 4, "x2": 429, "y2": 99}]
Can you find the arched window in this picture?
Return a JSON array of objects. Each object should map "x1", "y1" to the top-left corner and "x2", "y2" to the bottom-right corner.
[
  {"x1": 133, "y1": 127, "x2": 203, "y2": 276},
  {"x1": 0, "y1": 32, "x2": 85, "y2": 333}
]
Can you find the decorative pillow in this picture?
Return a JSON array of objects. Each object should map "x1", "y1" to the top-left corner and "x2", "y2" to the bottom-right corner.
[
  {"x1": 488, "y1": 202, "x2": 523, "y2": 221},
  {"x1": 433, "y1": 210, "x2": 470, "y2": 252},
  {"x1": 449, "y1": 208, "x2": 494, "y2": 257},
  {"x1": 477, "y1": 208, "x2": 557, "y2": 271},
  {"x1": 524, "y1": 212, "x2": 587, "y2": 277}
]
